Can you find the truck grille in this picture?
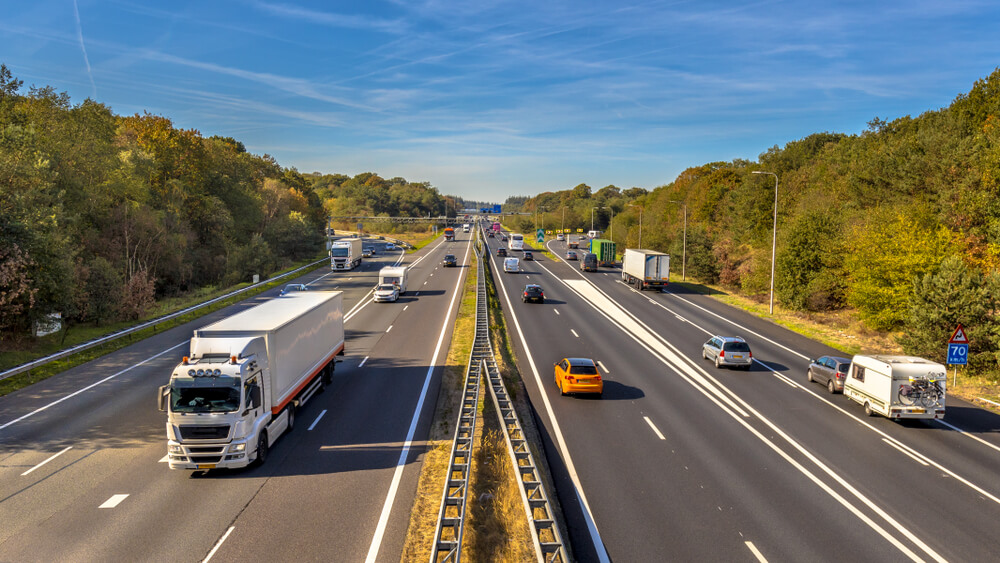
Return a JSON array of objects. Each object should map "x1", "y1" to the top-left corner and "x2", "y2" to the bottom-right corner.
[
  {"x1": 189, "y1": 455, "x2": 224, "y2": 464},
  {"x1": 179, "y1": 425, "x2": 230, "y2": 440}
]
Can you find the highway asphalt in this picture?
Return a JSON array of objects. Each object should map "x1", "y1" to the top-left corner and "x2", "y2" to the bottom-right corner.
[
  {"x1": 482, "y1": 223, "x2": 1000, "y2": 562},
  {"x1": 0, "y1": 233, "x2": 474, "y2": 562}
]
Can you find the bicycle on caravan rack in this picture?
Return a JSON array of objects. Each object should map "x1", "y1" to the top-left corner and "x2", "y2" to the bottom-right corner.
[{"x1": 898, "y1": 378, "x2": 944, "y2": 408}]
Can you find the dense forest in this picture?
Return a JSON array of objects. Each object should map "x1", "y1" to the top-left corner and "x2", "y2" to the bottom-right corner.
[
  {"x1": 505, "y1": 69, "x2": 1000, "y2": 371},
  {"x1": 0, "y1": 65, "x2": 449, "y2": 341}
]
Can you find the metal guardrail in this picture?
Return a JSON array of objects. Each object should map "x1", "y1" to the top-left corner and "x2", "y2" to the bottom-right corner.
[{"x1": 0, "y1": 258, "x2": 328, "y2": 382}]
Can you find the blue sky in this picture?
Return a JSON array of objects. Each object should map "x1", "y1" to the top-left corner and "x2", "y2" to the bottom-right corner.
[{"x1": 3, "y1": 1, "x2": 999, "y2": 202}]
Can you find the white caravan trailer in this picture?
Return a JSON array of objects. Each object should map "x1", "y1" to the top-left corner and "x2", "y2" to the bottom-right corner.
[{"x1": 843, "y1": 355, "x2": 946, "y2": 420}]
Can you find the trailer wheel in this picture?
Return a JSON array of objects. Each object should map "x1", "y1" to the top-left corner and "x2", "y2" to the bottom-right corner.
[
  {"x1": 864, "y1": 402, "x2": 874, "y2": 417},
  {"x1": 322, "y1": 363, "x2": 333, "y2": 387},
  {"x1": 286, "y1": 404, "x2": 296, "y2": 431},
  {"x1": 255, "y1": 432, "x2": 269, "y2": 466}
]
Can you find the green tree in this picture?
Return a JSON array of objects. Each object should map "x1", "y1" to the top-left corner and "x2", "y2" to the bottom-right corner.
[{"x1": 775, "y1": 210, "x2": 845, "y2": 310}]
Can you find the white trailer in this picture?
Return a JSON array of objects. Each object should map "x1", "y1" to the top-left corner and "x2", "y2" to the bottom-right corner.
[
  {"x1": 621, "y1": 249, "x2": 670, "y2": 291},
  {"x1": 843, "y1": 355, "x2": 946, "y2": 420},
  {"x1": 159, "y1": 291, "x2": 344, "y2": 469},
  {"x1": 330, "y1": 238, "x2": 363, "y2": 270},
  {"x1": 379, "y1": 266, "x2": 408, "y2": 294}
]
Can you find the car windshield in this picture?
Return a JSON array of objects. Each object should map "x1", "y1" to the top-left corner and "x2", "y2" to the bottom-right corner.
[
  {"x1": 170, "y1": 375, "x2": 241, "y2": 413},
  {"x1": 723, "y1": 342, "x2": 750, "y2": 352},
  {"x1": 445, "y1": 255, "x2": 455, "y2": 260},
  {"x1": 569, "y1": 365, "x2": 598, "y2": 375}
]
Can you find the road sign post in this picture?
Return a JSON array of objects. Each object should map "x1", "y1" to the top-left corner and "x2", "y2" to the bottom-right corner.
[{"x1": 947, "y1": 324, "x2": 969, "y2": 386}]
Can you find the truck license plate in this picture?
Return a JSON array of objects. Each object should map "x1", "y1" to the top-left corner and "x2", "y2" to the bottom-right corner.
[
  {"x1": 197, "y1": 464, "x2": 216, "y2": 469},
  {"x1": 910, "y1": 409, "x2": 924, "y2": 414}
]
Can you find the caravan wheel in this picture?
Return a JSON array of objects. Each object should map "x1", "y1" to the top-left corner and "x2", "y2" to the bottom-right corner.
[{"x1": 864, "y1": 402, "x2": 874, "y2": 417}]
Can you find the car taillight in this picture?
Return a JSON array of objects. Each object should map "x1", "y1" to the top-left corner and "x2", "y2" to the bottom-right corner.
[
  {"x1": 594, "y1": 375, "x2": 601, "y2": 381},
  {"x1": 748, "y1": 351, "x2": 752, "y2": 358},
  {"x1": 719, "y1": 350, "x2": 725, "y2": 357},
  {"x1": 567, "y1": 376, "x2": 576, "y2": 383}
]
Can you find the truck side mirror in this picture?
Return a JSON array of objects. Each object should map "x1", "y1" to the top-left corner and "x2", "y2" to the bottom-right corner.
[{"x1": 157, "y1": 385, "x2": 169, "y2": 412}]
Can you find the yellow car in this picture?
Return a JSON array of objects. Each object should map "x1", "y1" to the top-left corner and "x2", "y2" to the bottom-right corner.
[{"x1": 554, "y1": 358, "x2": 603, "y2": 397}]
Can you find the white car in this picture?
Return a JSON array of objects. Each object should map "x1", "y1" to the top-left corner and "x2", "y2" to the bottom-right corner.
[
  {"x1": 385, "y1": 243, "x2": 397, "y2": 250},
  {"x1": 503, "y1": 257, "x2": 520, "y2": 273},
  {"x1": 557, "y1": 234, "x2": 565, "y2": 241},
  {"x1": 373, "y1": 283, "x2": 400, "y2": 302}
]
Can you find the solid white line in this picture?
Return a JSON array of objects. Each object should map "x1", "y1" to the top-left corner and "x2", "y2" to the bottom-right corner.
[
  {"x1": 308, "y1": 410, "x2": 327, "y2": 431},
  {"x1": 571, "y1": 329, "x2": 579, "y2": 338},
  {"x1": 99, "y1": 494, "x2": 129, "y2": 508},
  {"x1": 772, "y1": 372, "x2": 798, "y2": 388},
  {"x1": 364, "y1": 234, "x2": 472, "y2": 563},
  {"x1": 643, "y1": 416, "x2": 666, "y2": 440},
  {"x1": 745, "y1": 541, "x2": 768, "y2": 562},
  {"x1": 934, "y1": 419, "x2": 1000, "y2": 455},
  {"x1": 21, "y1": 446, "x2": 72, "y2": 476},
  {"x1": 386, "y1": 325, "x2": 393, "y2": 333},
  {"x1": 403, "y1": 305, "x2": 408, "y2": 311},
  {"x1": 359, "y1": 356, "x2": 369, "y2": 368},
  {"x1": 597, "y1": 360, "x2": 609, "y2": 374},
  {"x1": 202, "y1": 526, "x2": 235, "y2": 563},
  {"x1": 553, "y1": 309, "x2": 560, "y2": 315},
  {"x1": 882, "y1": 438, "x2": 930, "y2": 466}
]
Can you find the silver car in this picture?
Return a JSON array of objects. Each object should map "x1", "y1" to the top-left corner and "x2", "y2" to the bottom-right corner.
[
  {"x1": 807, "y1": 355, "x2": 851, "y2": 393},
  {"x1": 702, "y1": 336, "x2": 753, "y2": 370}
]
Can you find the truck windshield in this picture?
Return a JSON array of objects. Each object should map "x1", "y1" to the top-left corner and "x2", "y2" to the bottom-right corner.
[
  {"x1": 330, "y1": 247, "x2": 349, "y2": 257},
  {"x1": 171, "y1": 376, "x2": 241, "y2": 413}
]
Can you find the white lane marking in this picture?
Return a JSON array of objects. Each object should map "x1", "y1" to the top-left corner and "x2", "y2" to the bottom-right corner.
[
  {"x1": 99, "y1": 494, "x2": 129, "y2": 508},
  {"x1": 308, "y1": 410, "x2": 327, "y2": 431},
  {"x1": 423, "y1": 281, "x2": 428, "y2": 285},
  {"x1": 882, "y1": 438, "x2": 930, "y2": 466},
  {"x1": 202, "y1": 526, "x2": 235, "y2": 563},
  {"x1": 644, "y1": 416, "x2": 665, "y2": 440},
  {"x1": 772, "y1": 372, "x2": 798, "y2": 388},
  {"x1": 403, "y1": 305, "x2": 408, "y2": 311},
  {"x1": 745, "y1": 541, "x2": 768, "y2": 562},
  {"x1": 347, "y1": 277, "x2": 353, "y2": 281},
  {"x1": 159, "y1": 455, "x2": 169, "y2": 463},
  {"x1": 365, "y1": 233, "x2": 473, "y2": 563},
  {"x1": 597, "y1": 361, "x2": 609, "y2": 374},
  {"x1": 491, "y1": 254, "x2": 611, "y2": 563},
  {"x1": 386, "y1": 325, "x2": 393, "y2": 333},
  {"x1": 570, "y1": 329, "x2": 580, "y2": 338},
  {"x1": 359, "y1": 356, "x2": 369, "y2": 368},
  {"x1": 0, "y1": 341, "x2": 187, "y2": 431},
  {"x1": 934, "y1": 419, "x2": 1000, "y2": 455},
  {"x1": 21, "y1": 446, "x2": 73, "y2": 476},
  {"x1": 553, "y1": 309, "x2": 560, "y2": 315}
]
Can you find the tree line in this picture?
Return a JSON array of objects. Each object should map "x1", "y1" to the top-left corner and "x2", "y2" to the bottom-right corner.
[{"x1": 507, "y1": 69, "x2": 1000, "y2": 371}]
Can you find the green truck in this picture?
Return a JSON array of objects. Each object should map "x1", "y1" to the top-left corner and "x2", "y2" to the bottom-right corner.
[{"x1": 589, "y1": 238, "x2": 617, "y2": 267}]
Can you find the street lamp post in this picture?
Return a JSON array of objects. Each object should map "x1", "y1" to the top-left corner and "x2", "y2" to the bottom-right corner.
[
  {"x1": 667, "y1": 200, "x2": 687, "y2": 281},
  {"x1": 752, "y1": 171, "x2": 779, "y2": 315},
  {"x1": 628, "y1": 204, "x2": 643, "y2": 249}
]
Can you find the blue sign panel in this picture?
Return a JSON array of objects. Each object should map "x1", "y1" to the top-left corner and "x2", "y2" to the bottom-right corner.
[
  {"x1": 493, "y1": 204, "x2": 502, "y2": 213},
  {"x1": 947, "y1": 343, "x2": 968, "y2": 365}
]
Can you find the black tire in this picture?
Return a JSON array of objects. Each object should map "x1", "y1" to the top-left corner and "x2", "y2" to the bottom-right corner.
[
  {"x1": 864, "y1": 402, "x2": 874, "y2": 417},
  {"x1": 828, "y1": 379, "x2": 836, "y2": 394},
  {"x1": 255, "y1": 432, "x2": 269, "y2": 466},
  {"x1": 807, "y1": 369, "x2": 813, "y2": 383},
  {"x1": 558, "y1": 379, "x2": 567, "y2": 396},
  {"x1": 322, "y1": 364, "x2": 333, "y2": 387},
  {"x1": 714, "y1": 355, "x2": 722, "y2": 369},
  {"x1": 286, "y1": 405, "x2": 295, "y2": 431}
]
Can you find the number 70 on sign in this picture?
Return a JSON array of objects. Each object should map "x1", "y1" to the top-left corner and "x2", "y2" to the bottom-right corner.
[{"x1": 947, "y1": 343, "x2": 968, "y2": 365}]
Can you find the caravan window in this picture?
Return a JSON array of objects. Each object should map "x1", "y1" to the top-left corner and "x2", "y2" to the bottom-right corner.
[{"x1": 853, "y1": 365, "x2": 865, "y2": 382}]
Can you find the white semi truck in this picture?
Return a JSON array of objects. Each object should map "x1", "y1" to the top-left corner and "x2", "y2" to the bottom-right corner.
[
  {"x1": 159, "y1": 291, "x2": 344, "y2": 469},
  {"x1": 330, "y1": 238, "x2": 363, "y2": 270},
  {"x1": 621, "y1": 249, "x2": 670, "y2": 291}
]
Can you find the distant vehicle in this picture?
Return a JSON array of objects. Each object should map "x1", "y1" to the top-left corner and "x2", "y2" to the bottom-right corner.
[
  {"x1": 621, "y1": 249, "x2": 670, "y2": 291},
  {"x1": 702, "y1": 336, "x2": 752, "y2": 370},
  {"x1": 580, "y1": 253, "x2": 597, "y2": 272},
  {"x1": 497, "y1": 247, "x2": 507, "y2": 257},
  {"x1": 443, "y1": 254, "x2": 457, "y2": 267},
  {"x1": 523, "y1": 250, "x2": 533, "y2": 261},
  {"x1": 362, "y1": 249, "x2": 373, "y2": 258},
  {"x1": 554, "y1": 358, "x2": 603, "y2": 397},
  {"x1": 503, "y1": 257, "x2": 520, "y2": 273},
  {"x1": 487, "y1": 231, "x2": 495, "y2": 238},
  {"x1": 330, "y1": 238, "x2": 363, "y2": 270},
  {"x1": 844, "y1": 355, "x2": 946, "y2": 419},
  {"x1": 509, "y1": 233, "x2": 524, "y2": 250},
  {"x1": 522, "y1": 284, "x2": 544, "y2": 303},
  {"x1": 566, "y1": 250, "x2": 578, "y2": 260},
  {"x1": 373, "y1": 283, "x2": 400, "y2": 303},
  {"x1": 500, "y1": 234, "x2": 508, "y2": 242},
  {"x1": 492, "y1": 222, "x2": 501, "y2": 232},
  {"x1": 444, "y1": 227, "x2": 455, "y2": 241},
  {"x1": 280, "y1": 283, "x2": 308, "y2": 295},
  {"x1": 557, "y1": 233, "x2": 565, "y2": 241},
  {"x1": 385, "y1": 243, "x2": 397, "y2": 250},
  {"x1": 159, "y1": 291, "x2": 343, "y2": 469},
  {"x1": 587, "y1": 230, "x2": 601, "y2": 239},
  {"x1": 807, "y1": 356, "x2": 852, "y2": 393},
  {"x1": 568, "y1": 240, "x2": 579, "y2": 249},
  {"x1": 462, "y1": 224, "x2": 470, "y2": 232},
  {"x1": 578, "y1": 235, "x2": 588, "y2": 241},
  {"x1": 589, "y1": 239, "x2": 616, "y2": 266},
  {"x1": 378, "y1": 266, "x2": 407, "y2": 294}
]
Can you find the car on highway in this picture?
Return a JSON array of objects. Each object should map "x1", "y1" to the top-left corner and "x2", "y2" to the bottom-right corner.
[
  {"x1": 568, "y1": 240, "x2": 579, "y2": 249},
  {"x1": 504, "y1": 257, "x2": 520, "y2": 273},
  {"x1": 522, "y1": 284, "x2": 544, "y2": 303},
  {"x1": 702, "y1": 336, "x2": 753, "y2": 370},
  {"x1": 385, "y1": 243, "x2": 397, "y2": 250},
  {"x1": 280, "y1": 283, "x2": 308, "y2": 295},
  {"x1": 497, "y1": 247, "x2": 508, "y2": 257},
  {"x1": 500, "y1": 234, "x2": 508, "y2": 242},
  {"x1": 524, "y1": 250, "x2": 534, "y2": 261},
  {"x1": 554, "y1": 357, "x2": 603, "y2": 397},
  {"x1": 362, "y1": 248, "x2": 373, "y2": 257},
  {"x1": 566, "y1": 250, "x2": 578, "y2": 260},
  {"x1": 443, "y1": 254, "x2": 457, "y2": 267},
  {"x1": 373, "y1": 283, "x2": 400, "y2": 303},
  {"x1": 487, "y1": 231, "x2": 495, "y2": 238},
  {"x1": 580, "y1": 253, "x2": 597, "y2": 271},
  {"x1": 557, "y1": 233, "x2": 565, "y2": 241},
  {"x1": 807, "y1": 355, "x2": 851, "y2": 393}
]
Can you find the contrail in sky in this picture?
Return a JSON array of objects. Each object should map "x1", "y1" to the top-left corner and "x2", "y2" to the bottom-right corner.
[{"x1": 72, "y1": 0, "x2": 96, "y2": 98}]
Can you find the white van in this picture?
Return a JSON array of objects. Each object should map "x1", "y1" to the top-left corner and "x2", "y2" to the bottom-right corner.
[
  {"x1": 843, "y1": 355, "x2": 946, "y2": 419},
  {"x1": 503, "y1": 257, "x2": 520, "y2": 273},
  {"x1": 378, "y1": 266, "x2": 408, "y2": 294},
  {"x1": 587, "y1": 230, "x2": 601, "y2": 239},
  {"x1": 462, "y1": 223, "x2": 470, "y2": 232}
]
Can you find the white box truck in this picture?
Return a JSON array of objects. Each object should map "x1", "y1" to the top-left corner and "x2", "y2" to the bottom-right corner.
[
  {"x1": 158, "y1": 291, "x2": 344, "y2": 469},
  {"x1": 379, "y1": 266, "x2": 407, "y2": 294},
  {"x1": 330, "y1": 238, "x2": 363, "y2": 270},
  {"x1": 844, "y1": 355, "x2": 946, "y2": 420},
  {"x1": 621, "y1": 249, "x2": 670, "y2": 291}
]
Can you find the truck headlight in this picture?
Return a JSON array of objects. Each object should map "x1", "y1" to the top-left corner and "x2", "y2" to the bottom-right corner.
[
  {"x1": 228, "y1": 442, "x2": 247, "y2": 453},
  {"x1": 168, "y1": 444, "x2": 183, "y2": 453}
]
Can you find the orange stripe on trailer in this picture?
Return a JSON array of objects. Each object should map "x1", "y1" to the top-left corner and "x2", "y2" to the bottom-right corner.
[{"x1": 271, "y1": 342, "x2": 344, "y2": 415}]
